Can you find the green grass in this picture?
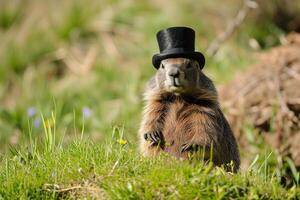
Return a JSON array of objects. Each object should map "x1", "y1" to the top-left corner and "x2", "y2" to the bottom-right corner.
[
  {"x1": 0, "y1": 114, "x2": 299, "y2": 199},
  {"x1": 0, "y1": 0, "x2": 299, "y2": 198},
  {"x1": 1, "y1": 130, "x2": 299, "y2": 199}
]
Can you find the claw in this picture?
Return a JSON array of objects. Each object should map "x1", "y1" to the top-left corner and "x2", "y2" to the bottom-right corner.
[
  {"x1": 181, "y1": 143, "x2": 190, "y2": 152},
  {"x1": 150, "y1": 133, "x2": 157, "y2": 143},
  {"x1": 154, "y1": 131, "x2": 159, "y2": 140},
  {"x1": 181, "y1": 143, "x2": 200, "y2": 153}
]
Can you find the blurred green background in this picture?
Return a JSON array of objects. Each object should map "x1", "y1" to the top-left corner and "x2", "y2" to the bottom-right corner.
[{"x1": 0, "y1": 0, "x2": 299, "y2": 154}]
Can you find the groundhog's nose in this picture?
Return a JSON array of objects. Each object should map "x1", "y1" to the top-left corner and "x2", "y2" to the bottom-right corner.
[{"x1": 168, "y1": 68, "x2": 180, "y2": 78}]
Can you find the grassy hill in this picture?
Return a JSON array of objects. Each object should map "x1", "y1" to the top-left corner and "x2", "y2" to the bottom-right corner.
[
  {"x1": 1, "y1": 138, "x2": 298, "y2": 199},
  {"x1": 0, "y1": 0, "x2": 299, "y2": 198}
]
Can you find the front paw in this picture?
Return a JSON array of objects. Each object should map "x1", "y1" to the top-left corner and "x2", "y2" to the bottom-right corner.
[{"x1": 144, "y1": 130, "x2": 164, "y2": 146}]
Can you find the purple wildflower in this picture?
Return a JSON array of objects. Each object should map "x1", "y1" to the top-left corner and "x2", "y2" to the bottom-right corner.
[
  {"x1": 27, "y1": 107, "x2": 37, "y2": 117},
  {"x1": 34, "y1": 118, "x2": 41, "y2": 128},
  {"x1": 82, "y1": 106, "x2": 92, "y2": 119}
]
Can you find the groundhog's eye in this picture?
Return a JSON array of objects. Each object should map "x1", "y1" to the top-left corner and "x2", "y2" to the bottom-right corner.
[
  {"x1": 186, "y1": 62, "x2": 193, "y2": 69},
  {"x1": 161, "y1": 64, "x2": 165, "y2": 69}
]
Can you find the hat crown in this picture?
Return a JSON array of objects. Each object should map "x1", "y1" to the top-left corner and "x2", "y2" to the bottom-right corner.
[{"x1": 156, "y1": 27, "x2": 195, "y2": 53}]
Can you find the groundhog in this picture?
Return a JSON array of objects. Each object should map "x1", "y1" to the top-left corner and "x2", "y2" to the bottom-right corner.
[{"x1": 138, "y1": 58, "x2": 240, "y2": 172}]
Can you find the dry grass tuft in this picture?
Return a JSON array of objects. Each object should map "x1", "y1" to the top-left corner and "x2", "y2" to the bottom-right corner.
[{"x1": 220, "y1": 33, "x2": 300, "y2": 168}]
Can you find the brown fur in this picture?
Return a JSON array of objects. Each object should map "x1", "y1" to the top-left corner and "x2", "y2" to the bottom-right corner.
[{"x1": 139, "y1": 58, "x2": 240, "y2": 172}]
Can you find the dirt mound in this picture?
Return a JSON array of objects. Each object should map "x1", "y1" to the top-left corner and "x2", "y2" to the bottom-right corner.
[{"x1": 219, "y1": 33, "x2": 300, "y2": 166}]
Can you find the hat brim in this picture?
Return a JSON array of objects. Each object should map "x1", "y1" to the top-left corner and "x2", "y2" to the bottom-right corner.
[{"x1": 152, "y1": 51, "x2": 205, "y2": 69}]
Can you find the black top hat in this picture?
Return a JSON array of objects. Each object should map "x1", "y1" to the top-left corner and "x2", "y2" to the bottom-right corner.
[{"x1": 152, "y1": 26, "x2": 205, "y2": 69}]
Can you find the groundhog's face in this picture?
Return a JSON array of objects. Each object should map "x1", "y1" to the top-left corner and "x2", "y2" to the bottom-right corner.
[{"x1": 156, "y1": 58, "x2": 201, "y2": 93}]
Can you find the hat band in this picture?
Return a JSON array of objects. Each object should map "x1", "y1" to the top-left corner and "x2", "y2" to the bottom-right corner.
[{"x1": 161, "y1": 47, "x2": 194, "y2": 54}]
